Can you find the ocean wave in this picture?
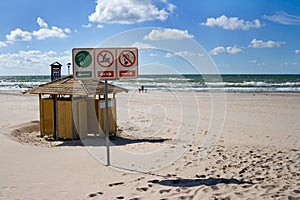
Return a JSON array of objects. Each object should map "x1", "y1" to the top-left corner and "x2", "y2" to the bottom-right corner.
[
  {"x1": 206, "y1": 81, "x2": 300, "y2": 87},
  {"x1": 1, "y1": 75, "x2": 300, "y2": 93},
  {"x1": 142, "y1": 87, "x2": 300, "y2": 93}
]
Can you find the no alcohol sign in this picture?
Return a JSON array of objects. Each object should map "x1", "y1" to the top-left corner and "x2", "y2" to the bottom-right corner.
[{"x1": 72, "y1": 47, "x2": 138, "y2": 80}]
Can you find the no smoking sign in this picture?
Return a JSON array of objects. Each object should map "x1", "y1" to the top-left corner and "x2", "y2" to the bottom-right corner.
[{"x1": 95, "y1": 48, "x2": 117, "y2": 79}]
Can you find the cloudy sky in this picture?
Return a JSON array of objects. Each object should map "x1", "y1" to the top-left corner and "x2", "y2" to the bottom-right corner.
[{"x1": 0, "y1": 0, "x2": 300, "y2": 75}]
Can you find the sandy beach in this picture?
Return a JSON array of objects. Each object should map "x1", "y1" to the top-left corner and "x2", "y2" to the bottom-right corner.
[{"x1": 0, "y1": 91, "x2": 299, "y2": 200}]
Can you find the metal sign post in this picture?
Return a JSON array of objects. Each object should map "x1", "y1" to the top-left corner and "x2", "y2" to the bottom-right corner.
[
  {"x1": 104, "y1": 80, "x2": 110, "y2": 166},
  {"x1": 72, "y1": 47, "x2": 138, "y2": 167}
]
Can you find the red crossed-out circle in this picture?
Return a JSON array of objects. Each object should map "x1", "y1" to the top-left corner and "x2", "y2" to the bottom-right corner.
[
  {"x1": 119, "y1": 50, "x2": 136, "y2": 67},
  {"x1": 97, "y1": 50, "x2": 114, "y2": 68}
]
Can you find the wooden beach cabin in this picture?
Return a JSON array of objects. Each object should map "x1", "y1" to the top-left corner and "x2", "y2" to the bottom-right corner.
[{"x1": 24, "y1": 75, "x2": 128, "y2": 140}]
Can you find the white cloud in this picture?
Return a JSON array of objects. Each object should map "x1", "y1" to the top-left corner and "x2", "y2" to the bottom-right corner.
[
  {"x1": 167, "y1": 3, "x2": 176, "y2": 13},
  {"x1": 257, "y1": 62, "x2": 266, "y2": 67},
  {"x1": 32, "y1": 26, "x2": 68, "y2": 40},
  {"x1": 248, "y1": 60, "x2": 266, "y2": 66},
  {"x1": 165, "y1": 50, "x2": 195, "y2": 58},
  {"x1": 82, "y1": 23, "x2": 92, "y2": 28},
  {"x1": 281, "y1": 62, "x2": 289, "y2": 67},
  {"x1": 280, "y1": 62, "x2": 298, "y2": 67},
  {"x1": 210, "y1": 46, "x2": 225, "y2": 55},
  {"x1": 144, "y1": 28, "x2": 193, "y2": 40},
  {"x1": 0, "y1": 41, "x2": 7, "y2": 48},
  {"x1": 226, "y1": 46, "x2": 243, "y2": 54},
  {"x1": 131, "y1": 42, "x2": 155, "y2": 49},
  {"x1": 202, "y1": 15, "x2": 263, "y2": 30},
  {"x1": 0, "y1": 50, "x2": 70, "y2": 71},
  {"x1": 295, "y1": 49, "x2": 300, "y2": 54},
  {"x1": 149, "y1": 53, "x2": 157, "y2": 57},
  {"x1": 249, "y1": 38, "x2": 285, "y2": 48},
  {"x1": 165, "y1": 52, "x2": 173, "y2": 58},
  {"x1": 6, "y1": 28, "x2": 32, "y2": 42},
  {"x1": 46, "y1": 50, "x2": 57, "y2": 55},
  {"x1": 263, "y1": 11, "x2": 300, "y2": 25},
  {"x1": 248, "y1": 60, "x2": 257, "y2": 64},
  {"x1": 5, "y1": 17, "x2": 70, "y2": 42},
  {"x1": 210, "y1": 46, "x2": 242, "y2": 55},
  {"x1": 32, "y1": 17, "x2": 70, "y2": 40},
  {"x1": 37, "y1": 17, "x2": 48, "y2": 28},
  {"x1": 64, "y1": 28, "x2": 71, "y2": 33},
  {"x1": 96, "y1": 24, "x2": 104, "y2": 29},
  {"x1": 88, "y1": 0, "x2": 175, "y2": 24},
  {"x1": 175, "y1": 50, "x2": 193, "y2": 57}
]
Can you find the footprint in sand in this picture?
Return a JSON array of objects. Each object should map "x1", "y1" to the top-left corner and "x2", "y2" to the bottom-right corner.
[
  {"x1": 242, "y1": 184, "x2": 253, "y2": 189},
  {"x1": 292, "y1": 189, "x2": 300, "y2": 194},
  {"x1": 261, "y1": 185, "x2": 276, "y2": 190},
  {"x1": 210, "y1": 185, "x2": 219, "y2": 191},
  {"x1": 159, "y1": 189, "x2": 171, "y2": 194},
  {"x1": 195, "y1": 174, "x2": 206, "y2": 178},
  {"x1": 88, "y1": 191, "x2": 103, "y2": 198},
  {"x1": 136, "y1": 187, "x2": 148, "y2": 192},
  {"x1": 88, "y1": 193, "x2": 97, "y2": 198},
  {"x1": 108, "y1": 182, "x2": 124, "y2": 187}
]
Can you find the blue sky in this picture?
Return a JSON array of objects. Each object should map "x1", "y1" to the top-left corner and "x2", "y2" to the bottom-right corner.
[{"x1": 0, "y1": 0, "x2": 300, "y2": 75}]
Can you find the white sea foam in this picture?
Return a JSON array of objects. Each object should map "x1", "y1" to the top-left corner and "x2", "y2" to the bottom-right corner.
[{"x1": 1, "y1": 75, "x2": 300, "y2": 93}]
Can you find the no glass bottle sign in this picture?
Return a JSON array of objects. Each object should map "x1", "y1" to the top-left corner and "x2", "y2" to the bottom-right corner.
[
  {"x1": 117, "y1": 48, "x2": 138, "y2": 79},
  {"x1": 72, "y1": 48, "x2": 94, "y2": 80}
]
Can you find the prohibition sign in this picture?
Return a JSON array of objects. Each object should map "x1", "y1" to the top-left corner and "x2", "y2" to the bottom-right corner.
[
  {"x1": 97, "y1": 50, "x2": 114, "y2": 68},
  {"x1": 119, "y1": 50, "x2": 136, "y2": 67}
]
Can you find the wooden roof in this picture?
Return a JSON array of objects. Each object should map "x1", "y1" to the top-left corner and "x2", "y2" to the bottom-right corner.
[{"x1": 24, "y1": 75, "x2": 128, "y2": 96}]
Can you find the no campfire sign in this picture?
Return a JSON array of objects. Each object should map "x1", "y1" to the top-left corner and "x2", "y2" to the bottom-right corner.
[
  {"x1": 95, "y1": 48, "x2": 117, "y2": 80},
  {"x1": 72, "y1": 47, "x2": 138, "y2": 80}
]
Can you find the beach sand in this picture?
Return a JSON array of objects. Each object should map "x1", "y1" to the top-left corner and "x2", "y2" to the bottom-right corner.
[{"x1": 0, "y1": 91, "x2": 299, "y2": 199}]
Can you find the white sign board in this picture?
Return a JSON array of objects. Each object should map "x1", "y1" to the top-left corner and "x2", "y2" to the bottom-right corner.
[
  {"x1": 95, "y1": 48, "x2": 117, "y2": 80},
  {"x1": 117, "y1": 48, "x2": 138, "y2": 79},
  {"x1": 72, "y1": 48, "x2": 95, "y2": 80},
  {"x1": 72, "y1": 47, "x2": 138, "y2": 80}
]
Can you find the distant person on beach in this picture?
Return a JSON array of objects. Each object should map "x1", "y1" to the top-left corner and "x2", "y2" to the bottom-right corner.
[{"x1": 138, "y1": 85, "x2": 147, "y2": 93}]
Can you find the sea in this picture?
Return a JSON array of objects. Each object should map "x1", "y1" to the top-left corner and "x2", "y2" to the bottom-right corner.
[{"x1": 1, "y1": 74, "x2": 300, "y2": 93}]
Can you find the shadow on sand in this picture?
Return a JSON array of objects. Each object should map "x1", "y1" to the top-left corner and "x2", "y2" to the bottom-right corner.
[
  {"x1": 148, "y1": 177, "x2": 254, "y2": 187},
  {"x1": 10, "y1": 120, "x2": 169, "y2": 147},
  {"x1": 55, "y1": 136, "x2": 169, "y2": 147}
]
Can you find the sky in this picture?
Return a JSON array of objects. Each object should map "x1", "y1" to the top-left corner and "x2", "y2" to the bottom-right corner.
[{"x1": 0, "y1": 0, "x2": 300, "y2": 75}]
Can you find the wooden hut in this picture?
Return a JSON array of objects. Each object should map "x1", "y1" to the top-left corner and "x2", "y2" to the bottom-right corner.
[{"x1": 24, "y1": 75, "x2": 128, "y2": 140}]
